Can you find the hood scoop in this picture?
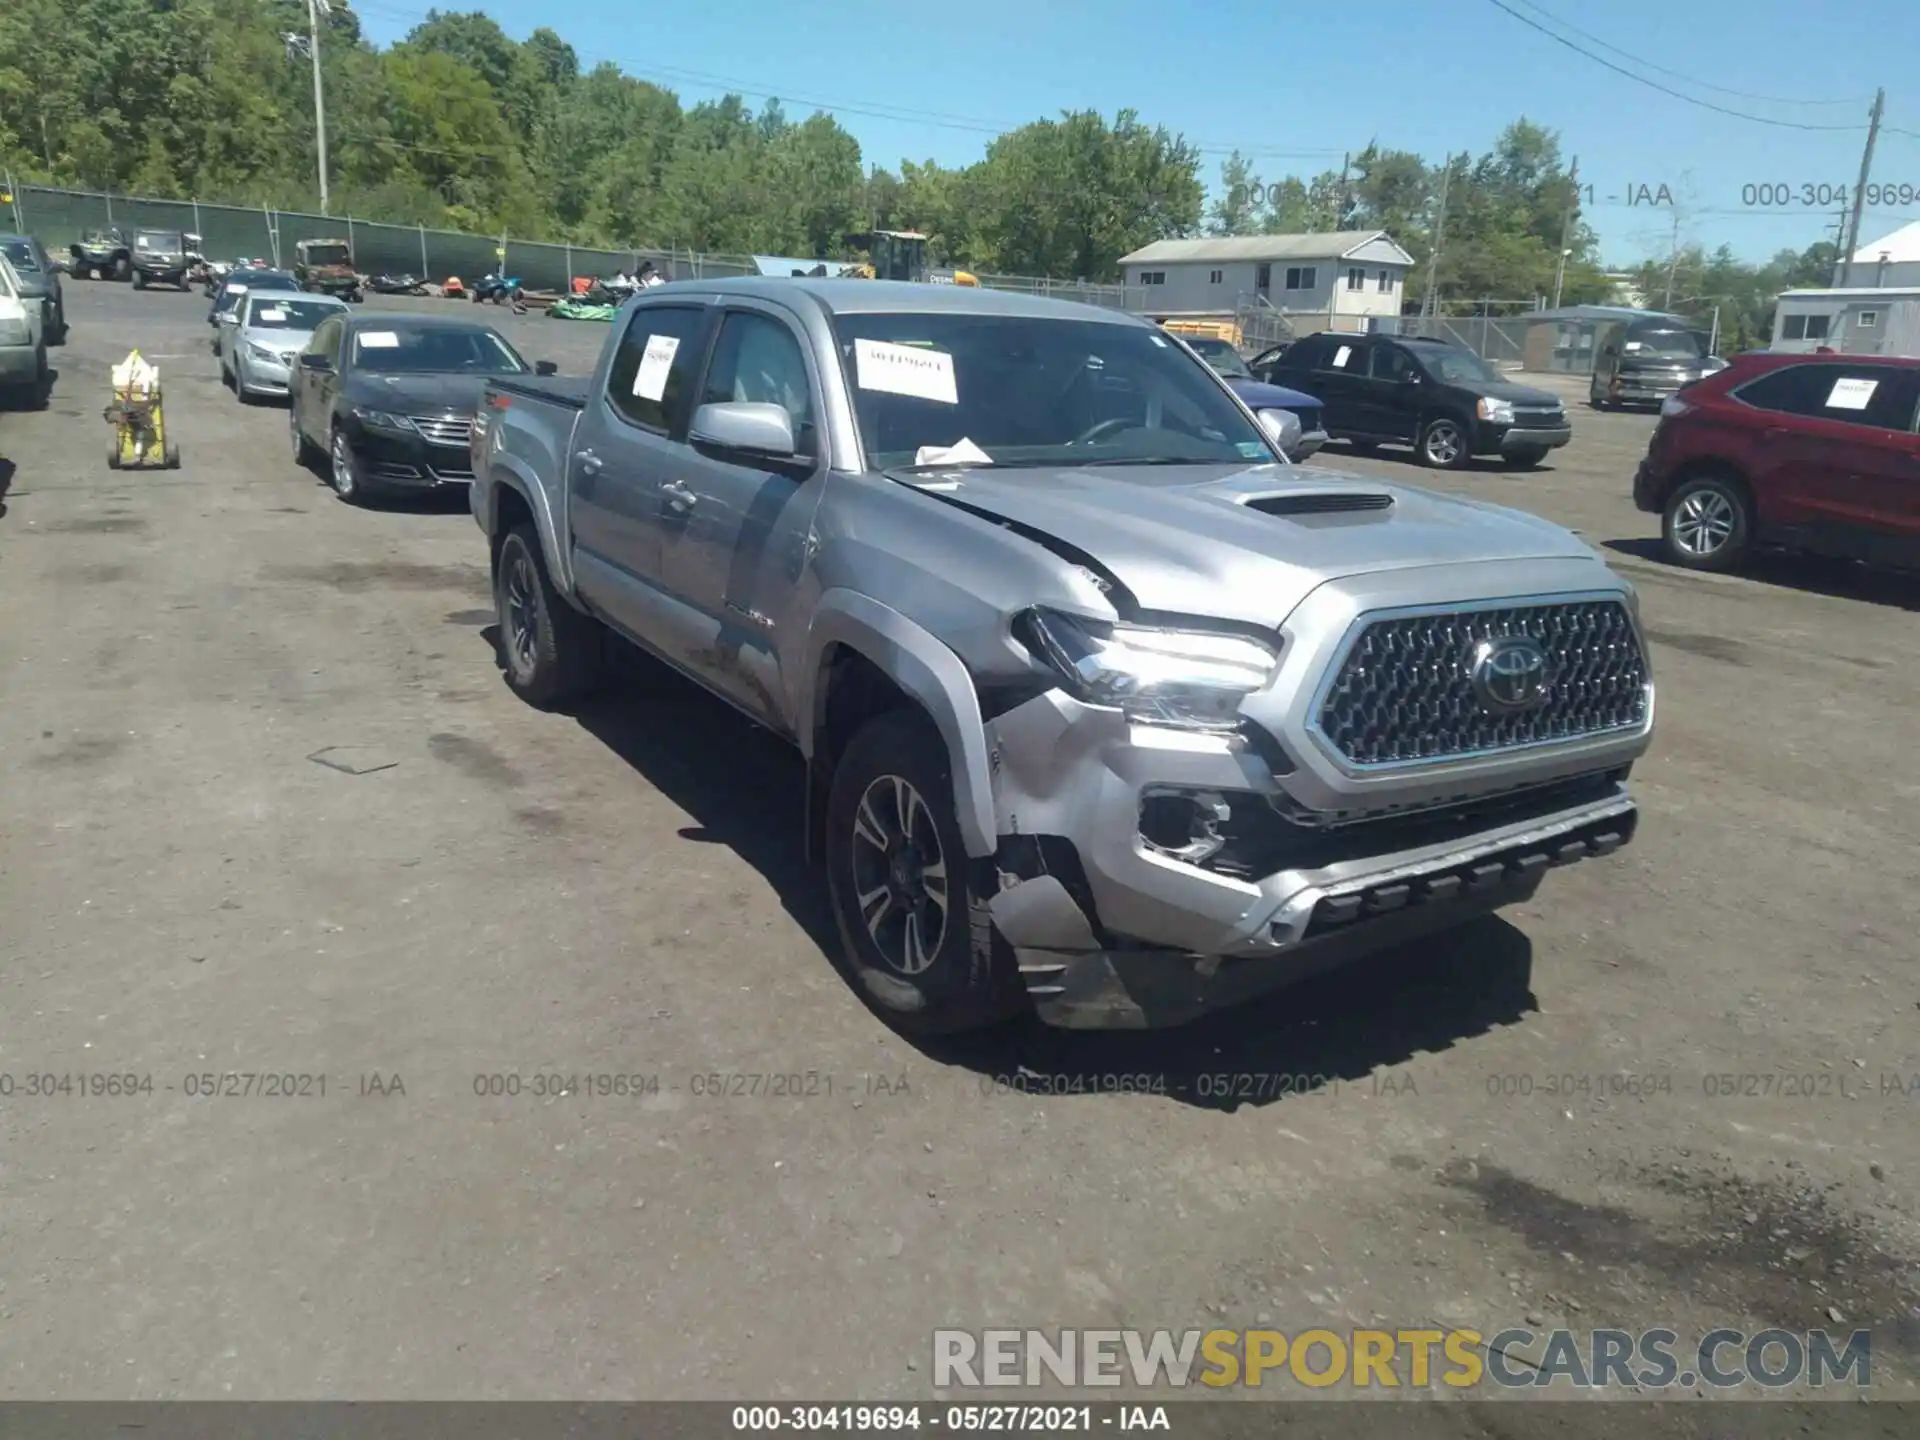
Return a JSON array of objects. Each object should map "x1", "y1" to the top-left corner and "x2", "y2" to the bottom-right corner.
[{"x1": 1241, "y1": 490, "x2": 1395, "y2": 517}]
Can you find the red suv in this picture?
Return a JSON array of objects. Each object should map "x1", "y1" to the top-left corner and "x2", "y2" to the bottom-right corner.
[{"x1": 1633, "y1": 351, "x2": 1920, "y2": 572}]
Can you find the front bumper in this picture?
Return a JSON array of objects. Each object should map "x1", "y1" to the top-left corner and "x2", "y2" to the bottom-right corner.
[
  {"x1": 237, "y1": 351, "x2": 298, "y2": 396},
  {"x1": 349, "y1": 423, "x2": 475, "y2": 486},
  {"x1": 1608, "y1": 375, "x2": 1694, "y2": 404},
  {"x1": 980, "y1": 560, "x2": 1653, "y2": 1027},
  {"x1": 1486, "y1": 422, "x2": 1572, "y2": 455},
  {"x1": 0, "y1": 344, "x2": 39, "y2": 384}
]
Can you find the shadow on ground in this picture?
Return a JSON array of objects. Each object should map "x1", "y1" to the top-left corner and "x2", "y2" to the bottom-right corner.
[
  {"x1": 1603, "y1": 537, "x2": 1920, "y2": 613},
  {"x1": 0, "y1": 457, "x2": 14, "y2": 517},
  {"x1": 555, "y1": 639, "x2": 1539, "y2": 1113}
]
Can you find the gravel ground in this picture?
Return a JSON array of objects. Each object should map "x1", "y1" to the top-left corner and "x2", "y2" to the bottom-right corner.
[{"x1": 1, "y1": 282, "x2": 1916, "y2": 1424}]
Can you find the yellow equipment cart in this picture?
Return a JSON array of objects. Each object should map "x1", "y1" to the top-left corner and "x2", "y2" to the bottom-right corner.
[{"x1": 104, "y1": 350, "x2": 180, "y2": 470}]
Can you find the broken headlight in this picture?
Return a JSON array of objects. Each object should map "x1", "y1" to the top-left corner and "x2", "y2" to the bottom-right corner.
[{"x1": 1017, "y1": 607, "x2": 1279, "y2": 732}]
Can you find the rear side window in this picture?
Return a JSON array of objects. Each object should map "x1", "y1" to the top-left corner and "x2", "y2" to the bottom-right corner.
[
  {"x1": 607, "y1": 305, "x2": 707, "y2": 433},
  {"x1": 1737, "y1": 364, "x2": 1920, "y2": 431}
]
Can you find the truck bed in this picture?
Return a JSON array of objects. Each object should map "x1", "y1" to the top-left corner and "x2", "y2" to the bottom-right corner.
[{"x1": 488, "y1": 374, "x2": 589, "y2": 410}]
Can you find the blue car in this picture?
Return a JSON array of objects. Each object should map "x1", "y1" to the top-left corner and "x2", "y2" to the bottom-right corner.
[{"x1": 1183, "y1": 336, "x2": 1328, "y2": 460}]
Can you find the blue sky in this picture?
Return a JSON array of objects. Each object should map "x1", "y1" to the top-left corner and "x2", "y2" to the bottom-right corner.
[{"x1": 350, "y1": 0, "x2": 1920, "y2": 267}]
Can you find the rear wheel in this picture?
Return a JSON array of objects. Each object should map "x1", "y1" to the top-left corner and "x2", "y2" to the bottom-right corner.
[
  {"x1": 1663, "y1": 474, "x2": 1753, "y2": 572},
  {"x1": 494, "y1": 524, "x2": 605, "y2": 709},
  {"x1": 824, "y1": 713, "x2": 1025, "y2": 1034},
  {"x1": 132, "y1": 271, "x2": 147, "y2": 291}
]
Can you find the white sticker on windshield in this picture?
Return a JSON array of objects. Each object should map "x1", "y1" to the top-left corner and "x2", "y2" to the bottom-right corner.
[
  {"x1": 1624, "y1": 341, "x2": 1643, "y2": 352},
  {"x1": 227, "y1": 284, "x2": 248, "y2": 294},
  {"x1": 1333, "y1": 345, "x2": 1352, "y2": 367},
  {"x1": 855, "y1": 338, "x2": 957, "y2": 404},
  {"x1": 633, "y1": 334, "x2": 680, "y2": 401},
  {"x1": 359, "y1": 331, "x2": 400, "y2": 349},
  {"x1": 257, "y1": 307, "x2": 286, "y2": 322},
  {"x1": 1825, "y1": 376, "x2": 1878, "y2": 410}
]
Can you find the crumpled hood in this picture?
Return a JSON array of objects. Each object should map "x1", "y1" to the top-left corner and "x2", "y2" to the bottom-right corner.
[{"x1": 894, "y1": 462, "x2": 1600, "y2": 629}]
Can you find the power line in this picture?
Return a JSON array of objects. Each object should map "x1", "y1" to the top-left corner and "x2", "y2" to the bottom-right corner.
[
  {"x1": 1508, "y1": 0, "x2": 1873, "y2": 107},
  {"x1": 1482, "y1": 0, "x2": 1868, "y2": 131}
]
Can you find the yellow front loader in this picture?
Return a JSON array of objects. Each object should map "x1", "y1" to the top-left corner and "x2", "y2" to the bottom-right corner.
[{"x1": 104, "y1": 350, "x2": 180, "y2": 470}]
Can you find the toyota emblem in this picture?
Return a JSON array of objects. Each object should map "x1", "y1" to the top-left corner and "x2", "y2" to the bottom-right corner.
[{"x1": 1469, "y1": 635, "x2": 1550, "y2": 712}]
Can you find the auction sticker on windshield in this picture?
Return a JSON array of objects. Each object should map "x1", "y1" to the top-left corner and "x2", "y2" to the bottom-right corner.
[
  {"x1": 634, "y1": 334, "x2": 680, "y2": 400},
  {"x1": 1825, "y1": 376, "x2": 1877, "y2": 410},
  {"x1": 1333, "y1": 345, "x2": 1353, "y2": 367},
  {"x1": 258, "y1": 308, "x2": 286, "y2": 322},
  {"x1": 855, "y1": 338, "x2": 957, "y2": 404},
  {"x1": 359, "y1": 331, "x2": 399, "y2": 349}
]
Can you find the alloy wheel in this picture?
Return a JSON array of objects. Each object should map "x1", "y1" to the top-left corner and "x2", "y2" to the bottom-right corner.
[
  {"x1": 1672, "y1": 487, "x2": 1736, "y2": 558},
  {"x1": 848, "y1": 774, "x2": 949, "y2": 977},
  {"x1": 501, "y1": 548, "x2": 541, "y2": 682},
  {"x1": 1424, "y1": 420, "x2": 1462, "y2": 466},
  {"x1": 330, "y1": 432, "x2": 357, "y2": 498}
]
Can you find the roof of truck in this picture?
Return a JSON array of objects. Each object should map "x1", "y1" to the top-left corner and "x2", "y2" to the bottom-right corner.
[{"x1": 678, "y1": 276, "x2": 1144, "y2": 323}]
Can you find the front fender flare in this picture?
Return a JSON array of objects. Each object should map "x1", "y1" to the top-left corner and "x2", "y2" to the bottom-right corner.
[
  {"x1": 801, "y1": 591, "x2": 996, "y2": 858},
  {"x1": 480, "y1": 459, "x2": 574, "y2": 603}
]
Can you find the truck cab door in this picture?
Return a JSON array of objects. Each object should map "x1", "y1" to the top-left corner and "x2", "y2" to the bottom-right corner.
[
  {"x1": 566, "y1": 302, "x2": 713, "y2": 654},
  {"x1": 655, "y1": 304, "x2": 829, "y2": 732}
]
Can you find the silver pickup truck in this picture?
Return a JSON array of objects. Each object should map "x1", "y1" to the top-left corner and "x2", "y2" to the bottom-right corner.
[{"x1": 470, "y1": 279, "x2": 1654, "y2": 1032}]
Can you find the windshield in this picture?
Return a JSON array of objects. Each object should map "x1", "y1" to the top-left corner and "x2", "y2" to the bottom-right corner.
[
  {"x1": 1625, "y1": 328, "x2": 1708, "y2": 360},
  {"x1": 2, "y1": 239, "x2": 40, "y2": 271},
  {"x1": 138, "y1": 232, "x2": 183, "y2": 252},
  {"x1": 247, "y1": 297, "x2": 343, "y2": 330},
  {"x1": 351, "y1": 325, "x2": 528, "y2": 374},
  {"x1": 304, "y1": 244, "x2": 352, "y2": 267},
  {"x1": 831, "y1": 313, "x2": 1273, "y2": 470},
  {"x1": 1417, "y1": 346, "x2": 1502, "y2": 387},
  {"x1": 1195, "y1": 345, "x2": 1251, "y2": 379}
]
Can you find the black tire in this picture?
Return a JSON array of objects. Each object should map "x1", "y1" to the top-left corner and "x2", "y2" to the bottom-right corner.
[
  {"x1": 289, "y1": 404, "x2": 321, "y2": 468},
  {"x1": 132, "y1": 270, "x2": 147, "y2": 291},
  {"x1": 1417, "y1": 414, "x2": 1471, "y2": 470},
  {"x1": 1662, "y1": 473, "x2": 1754, "y2": 572},
  {"x1": 327, "y1": 425, "x2": 380, "y2": 506},
  {"x1": 164, "y1": 443, "x2": 181, "y2": 469},
  {"x1": 107, "y1": 444, "x2": 122, "y2": 470},
  {"x1": 824, "y1": 712, "x2": 1025, "y2": 1034},
  {"x1": 1506, "y1": 446, "x2": 1550, "y2": 470},
  {"x1": 493, "y1": 523, "x2": 605, "y2": 710}
]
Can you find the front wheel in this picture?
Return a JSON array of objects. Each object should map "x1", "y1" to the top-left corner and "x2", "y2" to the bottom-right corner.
[
  {"x1": 825, "y1": 713, "x2": 1025, "y2": 1034},
  {"x1": 1417, "y1": 415, "x2": 1470, "y2": 469},
  {"x1": 132, "y1": 271, "x2": 147, "y2": 291},
  {"x1": 1663, "y1": 474, "x2": 1753, "y2": 572},
  {"x1": 494, "y1": 524, "x2": 605, "y2": 709},
  {"x1": 1506, "y1": 446, "x2": 1550, "y2": 469},
  {"x1": 328, "y1": 426, "x2": 376, "y2": 506}
]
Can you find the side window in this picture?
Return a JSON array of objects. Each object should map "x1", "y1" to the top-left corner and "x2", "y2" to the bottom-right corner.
[
  {"x1": 1322, "y1": 338, "x2": 1365, "y2": 371},
  {"x1": 1346, "y1": 267, "x2": 1366, "y2": 292},
  {"x1": 1370, "y1": 345, "x2": 1413, "y2": 381},
  {"x1": 606, "y1": 305, "x2": 707, "y2": 433},
  {"x1": 1738, "y1": 365, "x2": 1920, "y2": 430},
  {"x1": 699, "y1": 311, "x2": 819, "y2": 458}
]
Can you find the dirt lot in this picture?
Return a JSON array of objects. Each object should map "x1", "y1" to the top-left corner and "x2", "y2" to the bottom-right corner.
[{"x1": 1, "y1": 282, "x2": 1916, "y2": 1418}]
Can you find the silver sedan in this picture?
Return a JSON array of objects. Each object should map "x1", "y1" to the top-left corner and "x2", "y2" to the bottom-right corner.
[{"x1": 219, "y1": 292, "x2": 348, "y2": 402}]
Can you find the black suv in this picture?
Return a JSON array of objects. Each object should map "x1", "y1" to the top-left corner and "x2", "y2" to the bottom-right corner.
[{"x1": 1262, "y1": 332, "x2": 1572, "y2": 469}]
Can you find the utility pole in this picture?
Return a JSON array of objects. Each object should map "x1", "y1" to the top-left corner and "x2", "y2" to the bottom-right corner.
[
  {"x1": 1662, "y1": 208, "x2": 1683, "y2": 310},
  {"x1": 1552, "y1": 156, "x2": 1579, "y2": 310},
  {"x1": 1337, "y1": 152, "x2": 1352, "y2": 228},
  {"x1": 1423, "y1": 154, "x2": 1452, "y2": 324},
  {"x1": 308, "y1": 0, "x2": 331, "y2": 215},
  {"x1": 1838, "y1": 87, "x2": 1884, "y2": 287}
]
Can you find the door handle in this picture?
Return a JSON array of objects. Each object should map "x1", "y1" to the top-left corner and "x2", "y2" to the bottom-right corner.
[
  {"x1": 663, "y1": 480, "x2": 697, "y2": 511},
  {"x1": 577, "y1": 449, "x2": 602, "y2": 475}
]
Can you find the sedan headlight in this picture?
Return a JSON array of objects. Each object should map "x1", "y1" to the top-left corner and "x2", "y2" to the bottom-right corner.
[
  {"x1": 1017, "y1": 607, "x2": 1280, "y2": 731},
  {"x1": 352, "y1": 406, "x2": 414, "y2": 433},
  {"x1": 246, "y1": 342, "x2": 281, "y2": 363},
  {"x1": 1476, "y1": 397, "x2": 1515, "y2": 424}
]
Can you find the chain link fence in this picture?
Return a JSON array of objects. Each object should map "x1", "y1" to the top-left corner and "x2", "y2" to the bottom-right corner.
[{"x1": 2, "y1": 181, "x2": 758, "y2": 290}]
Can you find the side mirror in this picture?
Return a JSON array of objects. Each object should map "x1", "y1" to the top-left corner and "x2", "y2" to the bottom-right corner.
[
  {"x1": 535, "y1": 360, "x2": 558, "y2": 376},
  {"x1": 1257, "y1": 408, "x2": 1303, "y2": 459},
  {"x1": 689, "y1": 401, "x2": 798, "y2": 461},
  {"x1": 298, "y1": 352, "x2": 333, "y2": 373}
]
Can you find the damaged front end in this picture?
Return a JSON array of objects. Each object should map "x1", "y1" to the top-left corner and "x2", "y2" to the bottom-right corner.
[{"x1": 975, "y1": 577, "x2": 1653, "y2": 1029}]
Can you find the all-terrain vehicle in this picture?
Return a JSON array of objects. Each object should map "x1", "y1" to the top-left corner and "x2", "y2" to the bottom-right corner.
[
  {"x1": 293, "y1": 238, "x2": 363, "y2": 303},
  {"x1": 69, "y1": 226, "x2": 131, "y2": 282},
  {"x1": 130, "y1": 229, "x2": 192, "y2": 290}
]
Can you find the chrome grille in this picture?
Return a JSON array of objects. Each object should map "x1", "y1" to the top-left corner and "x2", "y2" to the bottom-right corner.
[
  {"x1": 1511, "y1": 405, "x2": 1566, "y2": 429},
  {"x1": 411, "y1": 414, "x2": 473, "y2": 445},
  {"x1": 1315, "y1": 600, "x2": 1649, "y2": 767}
]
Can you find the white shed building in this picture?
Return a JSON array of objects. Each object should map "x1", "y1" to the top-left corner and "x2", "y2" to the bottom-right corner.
[
  {"x1": 1117, "y1": 232, "x2": 1414, "y2": 327},
  {"x1": 1832, "y1": 218, "x2": 1920, "y2": 289},
  {"x1": 1771, "y1": 286, "x2": 1920, "y2": 358}
]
